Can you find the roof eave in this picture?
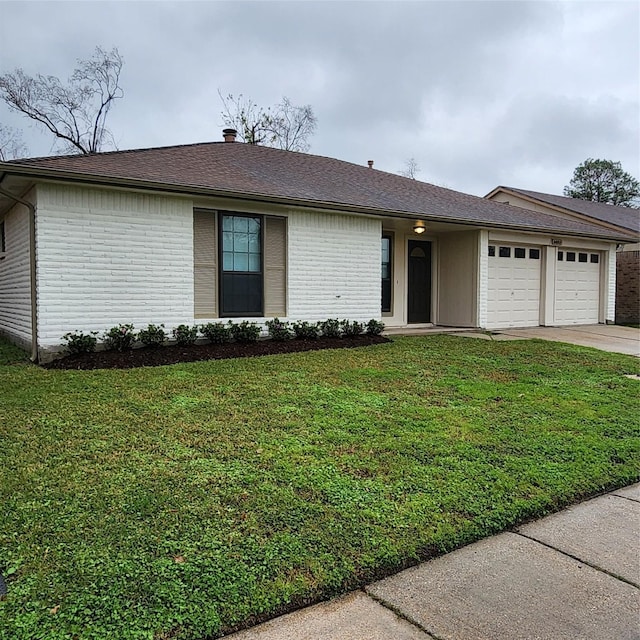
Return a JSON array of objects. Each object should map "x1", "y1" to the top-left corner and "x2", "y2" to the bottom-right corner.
[{"x1": 2, "y1": 164, "x2": 634, "y2": 243}]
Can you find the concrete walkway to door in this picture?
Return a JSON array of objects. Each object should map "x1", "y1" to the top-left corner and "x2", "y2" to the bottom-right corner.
[{"x1": 483, "y1": 324, "x2": 640, "y2": 357}]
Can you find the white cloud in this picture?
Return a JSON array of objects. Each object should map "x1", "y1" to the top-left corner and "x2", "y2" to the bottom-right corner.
[{"x1": 0, "y1": 0, "x2": 637, "y2": 195}]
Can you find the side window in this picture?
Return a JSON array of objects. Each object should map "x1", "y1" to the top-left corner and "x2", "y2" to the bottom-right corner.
[{"x1": 381, "y1": 235, "x2": 392, "y2": 313}]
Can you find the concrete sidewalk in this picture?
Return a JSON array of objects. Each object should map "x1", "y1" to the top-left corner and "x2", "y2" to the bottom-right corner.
[{"x1": 227, "y1": 484, "x2": 640, "y2": 640}]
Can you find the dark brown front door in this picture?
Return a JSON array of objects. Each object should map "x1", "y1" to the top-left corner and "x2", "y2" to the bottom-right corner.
[{"x1": 407, "y1": 240, "x2": 432, "y2": 323}]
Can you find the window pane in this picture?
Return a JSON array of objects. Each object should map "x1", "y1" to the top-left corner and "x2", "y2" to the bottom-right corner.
[
  {"x1": 499, "y1": 246, "x2": 511, "y2": 258},
  {"x1": 488, "y1": 245, "x2": 496, "y2": 257},
  {"x1": 249, "y1": 233, "x2": 260, "y2": 254},
  {"x1": 567, "y1": 252, "x2": 576, "y2": 262},
  {"x1": 381, "y1": 238, "x2": 389, "y2": 262},
  {"x1": 234, "y1": 217, "x2": 249, "y2": 232},
  {"x1": 222, "y1": 231, "x2": 234, "y2": 251},
  {"x1": 248, "y1": 253, "x2": 261, "y2": 272},
  {"x1": 234, "y1": 232, "x2": 248, "y2": 252},
  {"x1": 223, "y1": 251, "x2": 234, "y2": 270},
  {"x1": 234, "y1": 253, "x2": 249, "y2": 271},
  {"x1": 578, "y1": 253, "x2": 588, "y2": 263},
  {"x1": 529, "y1": 249, "x2": 540, "y2": 259},
  {"x1": 515, "y1": 247, "x2": 526, "y2": 259},
  {"x1": 558, "y1": 251, "x2": 563, "y2": 261},
  {"x1": 247, "y1": 218, "x2": 260, "y2": 234},
  {"x1": 590, "y1": 254, "x2": 599, "y2": 264}
]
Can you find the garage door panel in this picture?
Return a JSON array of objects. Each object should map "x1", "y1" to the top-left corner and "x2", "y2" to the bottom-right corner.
[
  {"x1": 487, "y1": 244, "x2": 541, "y2": 329},
  {"x1": 554, "y1": 250, "x2": 600, "y2": 325}
]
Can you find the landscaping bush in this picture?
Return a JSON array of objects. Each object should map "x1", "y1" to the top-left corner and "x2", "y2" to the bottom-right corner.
[
  {"x1": 265, "y1": 318, "x2": 292, "y2": 341},
  {"x1": 229, "y1": 321, "x2": 261, "y2": 343},
  {"x1": 200, "y1": 322, "x2": 232, "y2": 344},
  {"x1": 319, "y1": 318, "x2": 341, "y2": 338},
  {"x1": 366, "y1": 319, "x2": 385, "y2": 336},
  {"x1": 103, "y1": 324, "x2": 136, "y2": 351},
  {"x1": 172, "y1": 324, "x2": 198, "y2": 346},
  {"x1": 61, "y1": 330, "x2": 98, "y2": 355},
  {"x1": 340, "y1": 319, "x2": 364, "y2": 337},
  {"x1": 137, "y1": 323, "x2": 167, "y2": 347},
  {"x1": 292, "y1": 320, "x2": 320, "y2": 340}
]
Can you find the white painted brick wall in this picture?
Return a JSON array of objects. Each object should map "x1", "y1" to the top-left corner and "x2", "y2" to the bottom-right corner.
[
  {"x1": 476, "y1": 230, "x2": 488, "y2": 328},
  {"x1": 287, "y1": 209, "x2": 381, "y2": 322},
  {"x1": 36, "y1": 183, "x2": 194, "y2": 346},
  {"x1": 0, "y1": 199, "x2": 32, "y2": 346}
]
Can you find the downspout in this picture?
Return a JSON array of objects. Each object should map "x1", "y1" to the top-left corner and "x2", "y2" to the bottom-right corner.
[{"x1": 0, "y1": 182, "x2": 38, "y2": 362}]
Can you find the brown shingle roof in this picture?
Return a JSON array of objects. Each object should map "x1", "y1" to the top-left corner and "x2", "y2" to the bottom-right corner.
[
  {"x1": 491, "y1": 186, "x2": 640, "y2": 234},
  {"x1": 2, "y1": 142, "x2": 635, "y2": 241}
]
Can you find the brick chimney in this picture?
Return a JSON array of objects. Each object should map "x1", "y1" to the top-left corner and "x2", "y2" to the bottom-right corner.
[
  {"x1": 367, "y1": 160, "x2": 374, "y2": 168},
  {"x1": 223, "y1": 128, "x2": 237, "y2": 142}
]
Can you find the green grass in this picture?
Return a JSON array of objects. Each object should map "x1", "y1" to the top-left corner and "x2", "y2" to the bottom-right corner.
[{"x1": 1, "y1": 335, "x2": 638, "y2": 639}]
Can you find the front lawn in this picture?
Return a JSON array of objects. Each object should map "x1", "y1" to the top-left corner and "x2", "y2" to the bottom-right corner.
[{"x1": 1, "y1": 335, "x2": 638, "y2": 639}]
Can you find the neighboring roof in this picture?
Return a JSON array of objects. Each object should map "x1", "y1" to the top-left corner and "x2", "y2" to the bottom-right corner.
[
  {"x1": 0, "y1": 142, "x2": 635, "y2": 241},
  {"x1": 487, "y1": 185, "x2": 640, "y2": 234}
]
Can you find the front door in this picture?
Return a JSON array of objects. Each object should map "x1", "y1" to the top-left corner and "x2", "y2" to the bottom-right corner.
[{"x1": 407, "y1": 240, "x2": 432, "y2": 323}]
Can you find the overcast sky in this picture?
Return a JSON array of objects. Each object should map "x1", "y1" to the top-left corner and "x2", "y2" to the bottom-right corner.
[{"x1": 0, "y1": 0, "x2": 638, "y2": 197}]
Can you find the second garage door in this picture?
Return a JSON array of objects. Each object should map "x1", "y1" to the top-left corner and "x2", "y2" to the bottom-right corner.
[
  {"x1": 554, "y1": 250, "x2": 601, "y2": 325},
  {"x1": 487, "y1": 244, "x2": 541, "y2": 329}
]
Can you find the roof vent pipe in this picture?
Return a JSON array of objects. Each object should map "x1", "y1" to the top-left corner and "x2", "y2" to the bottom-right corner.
[
  {"x1": 367, "y1": 160, "x2": 374, "y2": 168},
  {"x1": 223, "y1": 128, "x2": 237, "y2": 142}
]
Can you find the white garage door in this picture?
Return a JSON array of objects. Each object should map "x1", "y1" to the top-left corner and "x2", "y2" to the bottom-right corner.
[
  {"x1": 487, "y1": 245, "x2": 541, "y2": 329},
  {"x1": 554, "y1": 250, "x2": 601, "y2": 325}
]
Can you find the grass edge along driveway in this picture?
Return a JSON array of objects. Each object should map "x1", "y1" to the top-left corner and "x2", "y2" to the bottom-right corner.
[{"x1": 1, "y1": 335, "x2": 638, "y2": 639}]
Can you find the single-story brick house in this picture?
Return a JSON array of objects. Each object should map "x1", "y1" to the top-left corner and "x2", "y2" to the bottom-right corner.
[
  {"x1": 0, "y1": 133, "x2": 636, "y2": 362},
  {"x1": 486, "y1": 186, "x2": 640, "y2": 325}
]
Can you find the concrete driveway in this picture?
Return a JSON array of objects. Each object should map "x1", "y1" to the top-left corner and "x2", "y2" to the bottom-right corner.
[{"x1": 490, "y1": 324, "x2": 640, "y2": 356}]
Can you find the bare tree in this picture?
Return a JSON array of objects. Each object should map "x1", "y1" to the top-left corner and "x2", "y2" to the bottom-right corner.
[
  {"x1": 219, "y1": 91, "x2": 317, "y2": 152},
  {"x1": 0, "y1": 124, "x2": 27, "y2": 160},
  {"x1": 268, "y1": 97, "x2": 317, "y2": 152},
  {"x1": 399, "y1": 157, "x2": 420, "y2": 180},
  {"x1": 0, "y1": 47, "x2": 124, "y2": 155}
]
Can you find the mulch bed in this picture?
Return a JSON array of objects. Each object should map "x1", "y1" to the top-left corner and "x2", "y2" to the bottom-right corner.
[{"x1": 43, "y1": 335, "x2": 391, "y2": 370}]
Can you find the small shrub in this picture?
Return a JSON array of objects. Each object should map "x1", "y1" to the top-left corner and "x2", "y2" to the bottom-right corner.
[
  {"x1": 103, "y1": 324, "x2": 136, "y2": 351},
  {"x1": 292, "y1": 320, "x2": 320, "y2": 340},
  {"x1": 265, "y1": 318, "x2": 292, "y2": 341},
  {"x1": 137, "y1": 323, "x2": 167, "y2": 347},
  {"x1": 200, "y1": 322, "x2": 232, "y2": 344},
  {"x1": 229, "y1": 320, "x2": 261, "y2": 343},
  {"x1": 319, "y1": 318, "x2": 341, "y2": 338},
  {"x1": 366, "y1": 319, "x2": 385, "y2": 336},
  {"x1": 172, "y1": 324, "x2": 198, "y2": 346},
  {"x1": 61, "y1": 330, "x2": 98, "y2": 355},
  {"x1": 340, "y1": 319, "x2": 364, "y2": 337}
]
